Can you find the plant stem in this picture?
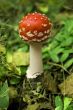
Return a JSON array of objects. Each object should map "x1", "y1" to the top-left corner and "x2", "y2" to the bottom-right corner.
[{"x1": 26, "y1": 42, "x2": 43, "y2": 78}]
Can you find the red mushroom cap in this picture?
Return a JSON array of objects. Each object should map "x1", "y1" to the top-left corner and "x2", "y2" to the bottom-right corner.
[{"x1": 19, "y1": 12, "x2": 52, "y2": 42}]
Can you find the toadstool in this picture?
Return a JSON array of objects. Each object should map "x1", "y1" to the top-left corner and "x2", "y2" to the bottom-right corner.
[{"x1": 19, "y1": 12, "x2": 52, "y2": 78}]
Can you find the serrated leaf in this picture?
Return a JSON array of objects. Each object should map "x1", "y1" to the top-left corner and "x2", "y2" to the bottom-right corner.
[{"x1": 0, "y1": 81, "x2": 9, "y2": 109}]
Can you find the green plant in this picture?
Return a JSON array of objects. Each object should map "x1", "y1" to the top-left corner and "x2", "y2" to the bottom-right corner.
[
  {"x1": 43, "y1": 17, "x2": 73, "y2": 70},
  {"x1": 0, "y1": 81, "x2": 9, "y2": 109},
  {"x1": 55, "y1": 96, "x2": 73, "y2": 110}
]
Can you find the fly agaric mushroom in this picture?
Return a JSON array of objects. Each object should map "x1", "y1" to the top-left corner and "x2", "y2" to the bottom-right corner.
[{"x1": 19, "y1": 12, "x2": 52, "y2": 78}]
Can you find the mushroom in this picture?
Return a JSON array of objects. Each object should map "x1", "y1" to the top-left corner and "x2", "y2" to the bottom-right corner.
[{"x1": 19, "y1": 12, "x2": 52, "y2": 78}]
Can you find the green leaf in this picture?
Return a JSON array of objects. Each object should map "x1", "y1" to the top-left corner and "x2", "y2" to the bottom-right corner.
[
  {"x1": 49, "y1": 51, "x2": 59, "y2": 62},
  {"x1": 17, "y1": 46, "x2": 28, "y2": 52},
  {"x1": 7, "y1": 51, "x2": 29, "y2": 66},
  {"x1": 55, "y1": 32, "x2": 66, "y2": 42},
  {"x1": 26, "y1": 103, "x2": 40, "y2": 110},
  {"x1": 55, "y1": 96, "x2": 63, "y2": 110},
  {"x1": 49, "y1": 40, "x2": 59, "y2": 49},
  {"x1": 37, "y1": 4, "x2": 49, "y2": 13},
  {"x1": 9, "y1": 87, "x2": 17, "y2": 98},
  {"x1": 61, "y1": 37, "x2": 73, "y2": 47},
  {"x1": 55, "y1": 106, "x2": 62, "y2": 110},
  {"x1": 9, "y1": 76, "x2": 21, "y2": 85},
  {"x1": 53, "y1": 46, "x2": 64, "y2": 54},
  {"x1": 6, "y1": 52, "x2": 12, "y2": 63},
  {"x1": 12, "y1": 51, "x2": 29, "y2": 66},
  {"x1": 60, "y1": 52, "x2": 69, "y2": 62},
  {"x1": 0, "y1": 81, "x2": 9, "y2": 109},
  {"x1": 66, "y1": 105, "x2": 73, "y2": 110},
  {"x1": 64, "y1": 97, "x2": 72, "y2": 110},
  {"x1": 64, "y1": 59, "x2": 73, "y2": 69},
  {"x1": 65, "y1": 19, "x2": 73, "y2": 33}
]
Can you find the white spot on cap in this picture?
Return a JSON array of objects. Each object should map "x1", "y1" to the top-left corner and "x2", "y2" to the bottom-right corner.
[
  {"x1": 46, "y1": 29, "x2": 50, "y2": 34},
  {"x1": 42, "y1": 36, "x2": 48, "y2": 40},
  {"x1": 42, "y1": 24, "x2": 47, "y2": 27},
  {"x1": 44, "y1": 31, "x2": 47, "y2": 34},
  {"x1": 22, "y1": 28, "x2": 25, "y2": 31},
  {"x1": 25, "y1": 16, "x2": 27, "y2": 19},
  {"x1": 26, "y1": 31, "x2": 34, "y2": 37},
  {"x1": 44, "y1": 35, "x2": 48, "y2": 39},
  {"x1": 43, "y1": 14, "x2": 47, "y2": 18},
  {"x1": 38, "y1": 32, "x2": 43, "y2": 37},
  {"x1": 21, "y1": 35, "x2": 28, "y2": 40},
  {"x1": 33, "y1": 31, "x2": 38, "y2": 35},
  {"x1": 24, "y1": 37, "x2": 28, "y2": 40},
  {"x1": 32, "y1": 13, "x2": 35, "y2": 15},
  {"x1": 41, "y1": 17, "x2": 43, "y2": 20}
]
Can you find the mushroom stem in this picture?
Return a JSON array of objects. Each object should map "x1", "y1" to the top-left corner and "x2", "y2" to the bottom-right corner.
[{"x1": 26, "y1": 42, "x2": 43, "y2": 78}]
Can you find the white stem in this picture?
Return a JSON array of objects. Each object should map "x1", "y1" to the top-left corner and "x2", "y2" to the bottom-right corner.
[{"x1": 26, "y1": 42, "x2": 43, "y2": 78}]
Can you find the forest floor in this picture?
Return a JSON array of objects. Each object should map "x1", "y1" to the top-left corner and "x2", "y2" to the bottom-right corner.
[{"x1": 0, "y1": 0, "x2": 73, "y2": 110}]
